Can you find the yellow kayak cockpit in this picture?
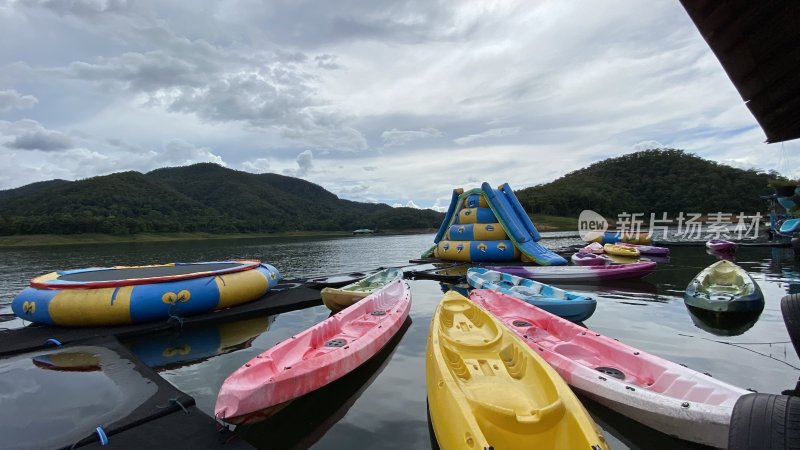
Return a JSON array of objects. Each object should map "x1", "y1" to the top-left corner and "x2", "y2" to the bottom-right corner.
[{"x1": 426, "y1": 291, "x2": 608, "y2": 449}]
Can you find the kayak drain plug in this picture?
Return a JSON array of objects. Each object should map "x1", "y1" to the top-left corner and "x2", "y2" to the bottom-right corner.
[
  {"x1": 512, "y1": 320, "x2": 532, "y2": 327},
  {"x1": 325, "y1": 338, "x2": 348, "y2": 347}
]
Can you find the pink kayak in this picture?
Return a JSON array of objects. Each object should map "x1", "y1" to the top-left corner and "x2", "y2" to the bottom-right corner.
[
  {"x1": 706, "y1": 239, "x2": 737, "y2": 253},
  {"x1": 215, "y1": 279, "x2": 411, "y2": 423},
  {"x1": 488, "y1": 261, "x2": 657, "y2": 282},
  {"x1": 570, "y1": 252, "x2": 606, "y2": 266},
  {"x1": 470, "y1": 289, "x2": 748, "y2": 448},
  {"x1": 616, "y1": 242, "x2": 670, "y2": 256}
]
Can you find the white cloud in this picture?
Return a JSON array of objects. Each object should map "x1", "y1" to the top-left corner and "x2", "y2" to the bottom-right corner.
[
  {"x1": 392, "y1": 200, "x2": 422, "y2": 208},
  {"x1": 632, "y1": 140, "x2": 666, "y2": 151},
  {"x1": 241, "y1": 157, "x2": 271, "y2": 174},
  {"x1": 1, "y1": 0, "x2": 798, "y2": 208},
  {"x1": 381, "y1": 127, "x2": 443, "y2": 147},
  {"x1": 283, "y1": 149, "x2": 314, "y2": 178},
  {"x1": 454, "y1": 127, "x2": 521, "y2": 145}
]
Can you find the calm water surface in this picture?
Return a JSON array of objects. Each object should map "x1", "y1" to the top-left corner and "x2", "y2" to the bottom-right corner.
[{"x1": 2, "y1": 232, "x2": 800, "y2": 449}]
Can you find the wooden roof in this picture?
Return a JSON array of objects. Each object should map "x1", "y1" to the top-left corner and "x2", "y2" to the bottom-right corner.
[{"x1": 680, "y1": 0, "x2": 800, "y2": 143}]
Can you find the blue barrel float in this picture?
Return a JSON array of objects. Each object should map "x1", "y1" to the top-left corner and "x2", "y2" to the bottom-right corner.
[{"x1": 12, "y1": 260, "x2": 281, "y2": 326}]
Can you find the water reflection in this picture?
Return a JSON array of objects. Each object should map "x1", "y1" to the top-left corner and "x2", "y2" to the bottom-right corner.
[
  {"x1": 4, "y1": 234, "x2": 800, "y2": 449},
  {"x1": 234, "y1": 318, "x2": 411, "y2": 449},
  {"x1": 0, "y1": 346, "x2": 157, "y2": 450},
  {"x1": 31, "y1": 351, "x2": 101, "y2": 372},
  {"x1": 123, "y1": 316, "x2": 274, "y2": 371},
  {"x1": 706, "y1": 248, "x2": 735, "y2": 261},
  {"x1": 437, "y1": 282, "x2": 469, "y2": 297},
  {"x1": 685, "y1": 305, "x2": 763, "y2": 337}
]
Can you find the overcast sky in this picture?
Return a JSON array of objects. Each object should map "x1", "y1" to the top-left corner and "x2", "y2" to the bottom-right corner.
[{"x1": 1, "y1": 0, "x2": 798, "y2": 211}]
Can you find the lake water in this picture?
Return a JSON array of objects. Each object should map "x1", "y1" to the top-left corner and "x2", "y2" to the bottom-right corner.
[{"x1": 1, "y1": 232, "x2": 799, "y2": 449}]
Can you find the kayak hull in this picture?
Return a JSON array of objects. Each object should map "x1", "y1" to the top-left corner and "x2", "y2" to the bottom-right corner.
[
  {"x1": 320, "y1": 268, "x2": 404, "y2": 312},
  {"x1": 215, "y1": 279, "x2": 411, "y2": 423},
  {"x1": 467, "y1": 267, "x2": 596, "y2": 322},
  {"x1": 684, "y1": 260, "x2": 764, "y2": 313},
  {"x1": 488, "y1": 261, "x2": 657, "y2": 282},
  {"x1": 470, "y1": 289, "x2": 748, "y2": 449}
]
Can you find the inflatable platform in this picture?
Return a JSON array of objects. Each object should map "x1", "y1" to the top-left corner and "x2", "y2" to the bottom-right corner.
[
  {"x1": 12, "y1": 260, "x2": 281, "y2": 327},
  {"x1": 426, "y1": 182, "x2": 567, "y2": 265}
]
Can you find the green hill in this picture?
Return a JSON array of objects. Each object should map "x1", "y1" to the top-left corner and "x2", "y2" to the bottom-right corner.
[
  {"x1": 515, "y1": 149, "x2": 778, "y2": 218},
  {"x1": 0, "y1": 164, "x2": 444, "y2": 236}
]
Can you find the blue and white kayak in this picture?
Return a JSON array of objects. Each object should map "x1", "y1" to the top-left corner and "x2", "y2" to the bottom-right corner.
[{"x1": 466, "y1": 267, "x2": 596, "y2": 322}]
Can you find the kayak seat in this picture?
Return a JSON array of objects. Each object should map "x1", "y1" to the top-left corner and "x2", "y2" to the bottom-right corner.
[
  {"x1": 551, "y1": 343, "x2": 597, "y2": 362},
  {"x1": 509, "y1": 285, "x2": 543, "y2": 297}
]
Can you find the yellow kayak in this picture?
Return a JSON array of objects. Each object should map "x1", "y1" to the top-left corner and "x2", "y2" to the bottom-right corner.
[
  {"x1": 603, "y1": 243, "x2": 640, "y2": 258},
  {"x1": 320, "y1": 268, "x2": 403, "y2": 312},
  {"x1": 426, "y1": 291, "x2": 609, "y2": 450}
]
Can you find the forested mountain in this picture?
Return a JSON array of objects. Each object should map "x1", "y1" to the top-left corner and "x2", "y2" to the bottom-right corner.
[
  {"x1": 0, "y1": 150, "x2": 780, "y2": 236},
  {"x1": 515, "y1": 149, "x2": 778, "y2": 218},
  {"x1": 0, "y1": 164, "x2": 443, "y2": 235}
]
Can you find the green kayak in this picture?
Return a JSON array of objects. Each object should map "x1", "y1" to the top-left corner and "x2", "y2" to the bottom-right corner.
[{"x1": 684, "y1": 260, "x2": 764, "y2": 313}]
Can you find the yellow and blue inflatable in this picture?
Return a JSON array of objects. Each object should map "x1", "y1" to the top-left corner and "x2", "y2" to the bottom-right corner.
[
  {"x1": 429, "y1": 183, "x2": 566, "y2": 265},
  {"x1": 12, "y1": 261, "x2": 281, "y2": 327}
]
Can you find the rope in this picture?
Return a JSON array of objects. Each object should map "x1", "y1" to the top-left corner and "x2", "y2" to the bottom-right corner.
[
  {"x1": 69, "y1": 426, "x2": 109, "y2": 449},
  {"x1": 166, "y1": 304, "x2": 185, "y2": 328},
  {"x1": 698, "y1": 336, "x2": 800, "y2": 371}
]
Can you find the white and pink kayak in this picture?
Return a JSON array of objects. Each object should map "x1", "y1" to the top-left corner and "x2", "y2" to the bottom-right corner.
[
  {"x1": 488, "y1": 261, "x2": 657, "y2": 282},
  {"x1": 215, "y1": 279, "x2": 411, "y2": 424},
  {"x1": 470, "y1": 289, "x2": 748, "y2": 448}
]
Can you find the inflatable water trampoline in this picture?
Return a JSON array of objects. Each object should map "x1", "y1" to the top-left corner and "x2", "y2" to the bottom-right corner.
[{"x1": 12, "y1": 260, "x2": 281, "y2": 327}]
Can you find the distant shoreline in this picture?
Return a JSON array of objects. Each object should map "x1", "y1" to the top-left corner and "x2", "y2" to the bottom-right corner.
[
  {"x1": 0, "y1": 229, "x2": 448, "y2": 248},
  {"x1": 0, "y1": 216, "x2": 578, "y2": 248}
]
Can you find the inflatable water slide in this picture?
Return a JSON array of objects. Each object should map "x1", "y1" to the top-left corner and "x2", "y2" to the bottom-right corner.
[{"x1": 426, "y1": 182, "x2": 567, "y2": 265}]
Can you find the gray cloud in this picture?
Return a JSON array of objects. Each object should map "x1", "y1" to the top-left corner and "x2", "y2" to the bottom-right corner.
[
  {"x1": 2, "y1": 0, "x2": 798, "y2": 208},
  {"x1": 45, "y1": 24, "x2": 366, "y2": 151},
  {"x1": 1, "y1": 119, "x2": 73, "y2": 151},
  {"x1": 18, "y1": 0, "x2": 132, "y2": 16},
  {"x1": 64, "y1": 50, "x2": 215, "y2": 92},
  {"x1": 197, "y1": 0, "x2": 479, "y2": 49},
  {"x1": 314, "y1": 54, "x2": 342, "y2": 70},
  {"x1": 8, "y1": 130, "x2": 72, "y2": 151},
  {"x1": 0, "y1": 90, "x2": 38, "y2": 112}
]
